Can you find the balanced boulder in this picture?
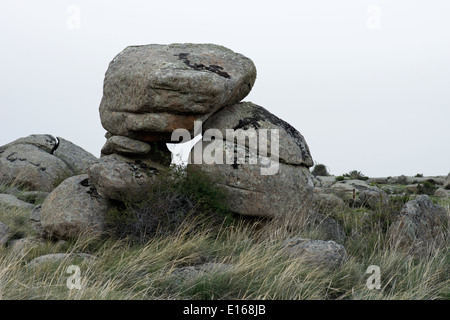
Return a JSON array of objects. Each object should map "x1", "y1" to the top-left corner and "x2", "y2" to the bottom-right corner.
[{"x1": 99, "y1": 43, "x2": 257, "y2": 142}]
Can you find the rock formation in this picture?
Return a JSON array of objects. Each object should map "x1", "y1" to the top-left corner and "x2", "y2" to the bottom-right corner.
[
  {"x1": 99, "y1": 43, "x2": 256, "y2": 142},
  {"x1": 0, "y1": 135, "x2": 97, "y2": 192},
  {"x1": 188, "y1": 102, "x2": 314, "y2": 223}
]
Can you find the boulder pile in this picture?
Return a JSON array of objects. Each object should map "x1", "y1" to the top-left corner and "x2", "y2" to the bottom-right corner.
[
  {"x1": 0, "y1": 135, "x2": 96, "y2": 192},
  {"x1": 92, "y1": 43, "x2": 315, "y2": 225},
  {"x1": 0, "y1": 43, "x2": 448, "y2": 273},
  {"x1": 0, "y1": 43, "x2": 316, "y2": 240}
]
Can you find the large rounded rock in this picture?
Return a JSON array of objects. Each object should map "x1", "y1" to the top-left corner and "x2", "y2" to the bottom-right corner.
[
  {"x1": 88, "y1": 155, "x2": 162, "y2": 203},
  {"x1": 190, "y1": 148, "x2": 314, "y2": 220},
  {"x1": 99, "y1": 43, "x2": 257, "y2": 142},
  {"x1": 0, "y1": 135, "x2": 97, "y2": 192},
  {"x1": 40, "y1": 174, "x2": 110, "y2": 239},
  {"x1": 387, "y1": 195, "x2": 449, "y2": 257},
  {"x1": 188, "y1": 103, "x2": 314, "y2": 222},
  {"x1": 202, "y1": 102, "x2": 313, "y2": 167},
  {"x1": 0, "y1": 143, "x2": 71, "y2": 192}
]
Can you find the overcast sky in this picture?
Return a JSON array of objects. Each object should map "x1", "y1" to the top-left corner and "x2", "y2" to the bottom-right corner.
[{"x1": 1, "y1": 0, "x2": 449, "y2": 177}]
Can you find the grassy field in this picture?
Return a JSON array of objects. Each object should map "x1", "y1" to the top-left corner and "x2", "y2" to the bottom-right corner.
[{"x1": 0, "y1": 178, "x2": 449, "y2": 300}]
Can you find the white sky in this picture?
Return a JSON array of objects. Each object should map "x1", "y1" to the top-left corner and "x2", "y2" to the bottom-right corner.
[{"x1": 0, "y1": 0, "x2": 449, "y2": 177}]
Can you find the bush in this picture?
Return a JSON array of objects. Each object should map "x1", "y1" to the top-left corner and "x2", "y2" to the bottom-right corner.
[
  {"x1": 416, "y1": 180, "x2": 438, "y2": 196},
  {"x1": 106, "y1": 165, "x2": 232, "y2": 243},
  {"x1": 343, "y1": 170, "x2": 368, "y2": 181},
  {"x1": 311, "y1": 163, "x2": 330, "y2": 177}
]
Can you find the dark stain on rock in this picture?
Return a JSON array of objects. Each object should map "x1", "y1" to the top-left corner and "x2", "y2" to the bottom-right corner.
[
  {"x1": 80, "y1": 178, "x2": 101, "y2": 198},
  {"x1": 80, "y1": 178, "x2": 90, "y2": 187},
  {"x1": 175, "y1": 53, "x2": 231, "y2": 79},
  {"x1": 126, "y1": 160, "x2": 159, "y2": 179},
  {"x1": 6, "y1": 153, "x2": 17, "y2": 162},
  {"x1": 233, "y1": 104, "x2": 312, "y2": 163}
]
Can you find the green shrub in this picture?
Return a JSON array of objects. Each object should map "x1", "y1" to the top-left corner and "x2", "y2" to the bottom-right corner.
[
  {"x1": 343, "y1": 170, "x2": 368, "y2": 181},
  {"x1": 311, "y1": 163, "x2": 330, "y2": 177},
  {"x1": 416, "y1": 180, "x2": 438, "y2": 196},
  {"x1": 105, "y1": 165, "x2": 232, "y2": 243},
  {"x1": 336, "y1": 176, "x2": 345, "y2": 181}
]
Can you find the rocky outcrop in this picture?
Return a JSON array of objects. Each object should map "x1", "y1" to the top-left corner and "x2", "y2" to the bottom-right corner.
[
  {"x1": 188, "y1": 102, "x2": 314, "y2": 223},
  {"x1": 40, "y1": 174, "x2": 110, "y2": 239},
  {"x1": 387, "y1": 195, "x2": 448, "y2": 257},
  {"x1": 99, "y1": 43, "x2": 257, "y2": 142},
  {"x1": 0, "y1": 135, "x2": 97, "y2": 192}
]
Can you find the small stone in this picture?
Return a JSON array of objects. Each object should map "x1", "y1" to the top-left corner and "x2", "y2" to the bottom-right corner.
[
  {"x1": 0, "y1": 193, "x2": 35, "y2": 211},
  {"x1": 283, "y1": 237, "x2": 347, "y2": 269},
  {"x1": 27, "y1": 253, "x2": 96, "y2": 268},
  {"x1": 101, "y1": 136, "x2": 151, "y2": 156}
]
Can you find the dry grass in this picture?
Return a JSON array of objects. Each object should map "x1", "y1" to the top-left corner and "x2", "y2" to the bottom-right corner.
[{"x1": 0, "y1": 181, "x2": 449, "y2": 300}]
